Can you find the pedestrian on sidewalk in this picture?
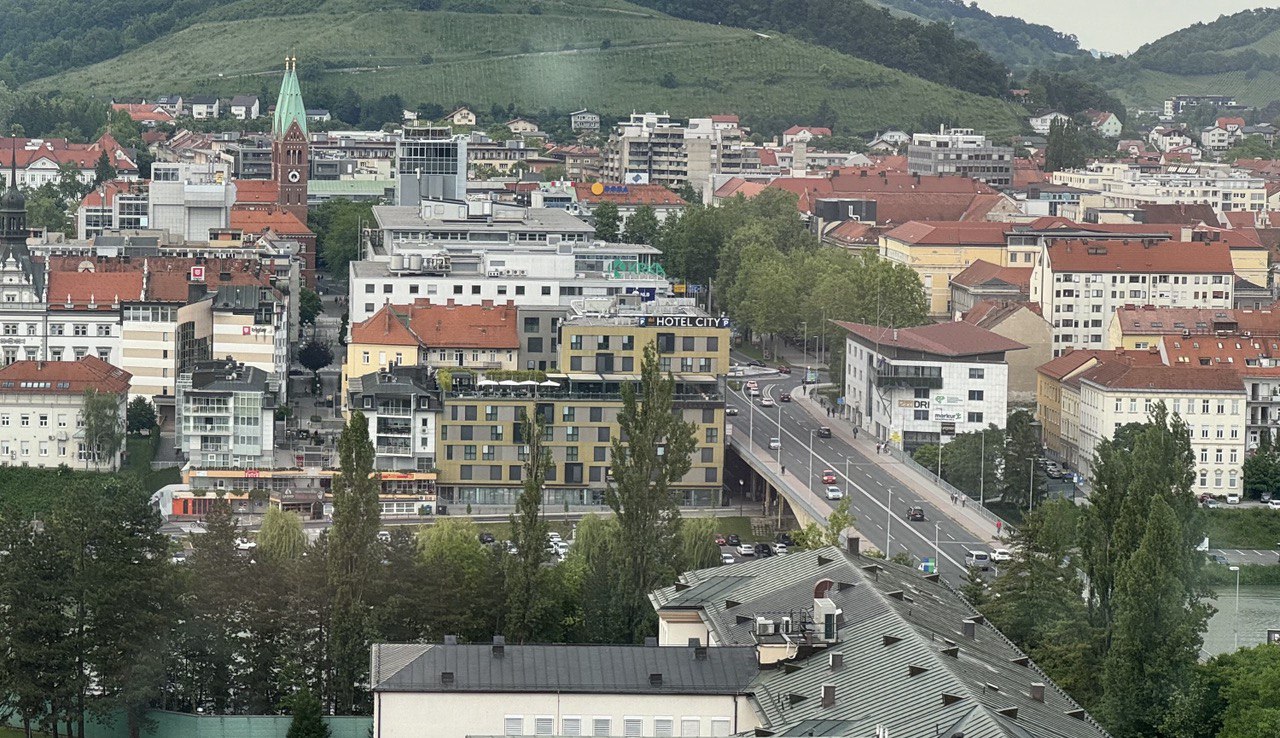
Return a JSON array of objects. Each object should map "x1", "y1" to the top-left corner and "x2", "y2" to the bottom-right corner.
[
  {"x1": 852, "y1": 427, "x2": 859, "y2": 439},
  {"x1": 961, "y1": 496, "x2": 966, "y2": 507},
  {"x1": 996, "y1": 520, "x2": 1003, "y2": 537}
]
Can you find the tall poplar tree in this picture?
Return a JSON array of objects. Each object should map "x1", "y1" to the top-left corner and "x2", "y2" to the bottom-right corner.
[
  {"x1": 326, "y1": 411, "x2": 380, "y2": 714},
  {"x1": 504, "y1": 410, "x2": 552, "y2": 643}
]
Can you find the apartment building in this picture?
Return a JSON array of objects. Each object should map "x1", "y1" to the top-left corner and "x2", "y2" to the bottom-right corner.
[
  {"x1": 0, "y1": 356, "x2": 130, "y2": 471},
  {"x1": 878, "y1": 222, "x2": 1013, "y2": 317},
  {"x1": 839, "y1": 320, "x2": 1024, "y2": 451},
  {"x1": 350, "y1": 200, "x2": 668, "y2": 323},
  {"x1": 347, "y1": 364, "x2": 440, "y2": 472},
  {"x1": 572, "y1": 183, "x2": 688, "y2": 226},
  {"x1": 1106, "y1": 306, "x2": 1280, "y2": 350},
  {"x1": 394, "y1": 125, "x2": 467, "y2": 206},
  {"x1": 149, "y1": 162, "x2": 236, "y2": 241},
  {"x1": 949, "y1": 260, "x2": 1032, "y2": 315},
  {"x1": 174, "y1": 358, "x2": 276, "y2": 469},
  {"x1": 1030, "y1": 239, "x2": 1235, "y2": 356},
  {"x1": 342, "y1": 300, "x2": 519, "y2": 405},
  {"x1": 1050, "y1": 162, "x2": 1268, "y2": 213},
  {"x1": 434, "y1": 297, "x2": 729, "y2": 508},
  {"x1": 906, "y1": 127, "x2": 1013, "y2": 187},
  {"x1": 77, "y1": 180, "x2": 149, "y2": 238},
  {"x1": 601, "y1": 112, "x2": 689, "y2": 188}
]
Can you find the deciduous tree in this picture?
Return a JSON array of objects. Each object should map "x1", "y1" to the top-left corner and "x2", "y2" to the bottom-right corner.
[{"x1": 592, "y1": 202, "x2": 620, "y2": 242}]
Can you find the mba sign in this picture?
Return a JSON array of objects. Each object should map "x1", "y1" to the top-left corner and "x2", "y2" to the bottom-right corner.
[{"x1": 636, "y1": 316, "x2": 731, "y2": 329}]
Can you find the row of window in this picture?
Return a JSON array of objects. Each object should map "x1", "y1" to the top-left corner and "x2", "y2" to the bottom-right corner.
[
  {"x1": 0, "y1": 440, "x2": 88, "y2": 459},
  {"x1": 1114, "y1": 398, "x2": 1241, "y2": 416},
  {"x1": 0, "y1": 413, "x2": 78, "y2": 428},
  {"x1": 0, "y1": 323, "x2": 112, "y2": 336},
  {"x1": 503, "y1": 715, "x2": 731, "y2": 737}
]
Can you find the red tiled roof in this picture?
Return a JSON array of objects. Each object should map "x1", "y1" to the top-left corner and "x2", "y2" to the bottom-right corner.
[
  {"x1": 80, "y1": 179, "x2": 144, "y2": 208},
  {"x1": 1224, "y1": 211, "x2": 1258, "y2": 229},
  {"x1": 573, "y1": 183, "x2": 686, "y2": 207},
  {"x1": 1135, "y1": 203, "x2": 1218, "y2": 226},
  {"x1": 767, "y1": 174, "x2": 1006, "y2": 222},
  {"x1": 834, "y1": 320, "x2": 1025, "y2": 356},
  {"x1": 962, "y1": 300, "x2": 1041, "y2": 328},
  {"x1": 0, "y1": 135, "x2": 136, "y2": 173},
  {"x1": 1046, "y1": 239, "x2": 1234, "y2": 274},
  {"x1": 824, "y1": 220, "x2": 877, "y2": 246},
  {"x1": 232, "y1": 179, "x2": 280, "y2": 205},
  {"x1": 110, "y1": 103, "x2": 175, "y2": 124},
  {"x1": 783, "y1": 126, "x2": 831, "y2": 137},
  {"x1": 1217, "y1": 117, "x2": 1247, "y2": 129},
  {"x1": 713, "y1": 177, "x2": 768, "y2": 200},
  {"x1": 884, "y1": 221, "x2": 1010, "y2": 246},
  {"x1": 710, "y1": 115, "x2": 740, "y2": 124},
  {"x1": 350, "y1": 300, "x2": 518, "y2": 350},
  {"x1": 1077, "y1": 363, "x2": 1244, "y2": 392},
  {"x1": 47, "y1": 269, "x2": 144, "y2": 311},
  {"x1": 1162, "y1": 333, "x2": 1280, "y2": 367},
  {"x1": 0, "y1": 356, "x2": 130, "y2": 395},
  {"x1": 950, "y1": 260, "x2": 1032, "y2": 290},
  {"x1": 230, "y1": 206, "x2": 312, "y2": 236}
]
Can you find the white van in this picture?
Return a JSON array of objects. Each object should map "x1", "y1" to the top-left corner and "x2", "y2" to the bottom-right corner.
[{"x1": 965, "y1": 550, "x2": 992, "y2": 571}]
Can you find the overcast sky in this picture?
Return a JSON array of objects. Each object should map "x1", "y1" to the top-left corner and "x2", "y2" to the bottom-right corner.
[{"x1": 970, "y1": 1, "x2": 1279, "y2": 54}]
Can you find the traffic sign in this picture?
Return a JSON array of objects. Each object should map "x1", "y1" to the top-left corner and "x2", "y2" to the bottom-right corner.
[{"x1": 836, "y1": 396, "x2": 845, "y2": 405}]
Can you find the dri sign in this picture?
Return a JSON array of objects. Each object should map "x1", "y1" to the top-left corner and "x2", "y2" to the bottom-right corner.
[{"x1": 635, "y1": 316, "x2": 731, "y2": 329}]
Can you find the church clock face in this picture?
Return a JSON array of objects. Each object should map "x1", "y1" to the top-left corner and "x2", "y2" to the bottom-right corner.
[{"x1": 287, "y1": 169, "x2": 301, "y2": 183}]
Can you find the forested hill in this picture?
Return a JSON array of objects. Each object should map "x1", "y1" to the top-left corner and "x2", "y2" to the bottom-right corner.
[
  {"x1": 623, "y1": 0, "x2": 1010, "y2": 97},
  {"x1": 869, "y1": 0, "x2": 1085, "y2": 68}
]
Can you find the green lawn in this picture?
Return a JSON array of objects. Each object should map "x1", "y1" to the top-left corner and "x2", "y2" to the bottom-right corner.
[{"x1": 125, "y1": 436, "x2": 182, "y2": 493}]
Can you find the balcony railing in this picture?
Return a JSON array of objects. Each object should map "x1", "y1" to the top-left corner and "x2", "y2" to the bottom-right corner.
[{"x1": 872, "y1": 363, "x2": 943, "y2": 390}]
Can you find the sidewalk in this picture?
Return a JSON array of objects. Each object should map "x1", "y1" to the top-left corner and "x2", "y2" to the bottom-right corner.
[{"x1": 792, "y1": 385, "x2": 1005, "y2": 544}]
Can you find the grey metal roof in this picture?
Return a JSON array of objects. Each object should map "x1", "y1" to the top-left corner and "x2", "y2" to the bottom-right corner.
[
  {"x1": 372, "y1": 643, "x2": 757, "y2": 695},
  {"x1": 372, "y1": 205, "x2": 593, "y2": 233},
  {"x1": 212, "y1": 285, "x2": 277, "y2": 310},
  {"x1": 652, "y1": 547, "x2": 1112, "y2": 738}
]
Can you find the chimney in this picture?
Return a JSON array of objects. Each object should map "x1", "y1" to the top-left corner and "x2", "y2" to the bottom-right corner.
[
  {"x1": 649, "y1": 673, "x2": 663, "y2": 686},
  {"x1": 443, "y1": 634, "x2": 458, "y2": 645},
  {"x1": 821, "y1": 684, "x2": 836, "y2": 708},
  {"x1": 846, "y1": 536, "x2": 860, "y2": 555},
  {"x1": 492, "y1": 635, "x2": 505, "y2": 657},
  {"x1": 694, "y1": 645, "x2": 708, "y2": 661},
  {"x1": 1030, "y1": 682, "x2": 1046, "y2": 702},
  {"x1": 644, "y1": 637, "x2": 657, "y2": 647},
  {"x1": 962, "y1": 619, "x2": 977, "y2": 639},
  {"x1": 687, "y1": 637, "x2": 701, "y2": 647},
  {"x1": 440, "y1": 671, "x2": 455, "y2": 685},
  {"x1": 829, "y1": 652, "x2": 844, "y2": 670}
]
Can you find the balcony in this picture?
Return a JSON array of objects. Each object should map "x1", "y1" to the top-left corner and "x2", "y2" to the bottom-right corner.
[
  {"x1": 376, "y1": 438, "x2": 412, "y2": 456},
  {"x1": 872, "y1": 362, "x2": 943, "y2": 390}
]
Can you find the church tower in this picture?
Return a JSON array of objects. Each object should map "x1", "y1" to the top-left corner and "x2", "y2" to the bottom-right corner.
[
  {"x1": 0, "y1": 142, "x2": 28, "y2": 264},
  {"x1": 272, "y1": 55, "x2": 309, "y2": 224}
]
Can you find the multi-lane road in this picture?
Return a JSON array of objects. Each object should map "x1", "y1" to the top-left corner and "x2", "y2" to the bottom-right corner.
[{"x1": 726, "y1": 371, "x2": 1000, "y2": 584}]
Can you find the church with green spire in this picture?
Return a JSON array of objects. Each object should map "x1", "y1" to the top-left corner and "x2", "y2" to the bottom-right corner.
[{"x1": 272, "y1": 55, "x2": 309, "y2": 224}]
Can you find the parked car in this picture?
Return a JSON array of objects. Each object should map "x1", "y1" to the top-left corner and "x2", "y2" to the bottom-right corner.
[
  {"x1": 775, "y1": 532, "x2": 795, "y2": 546},
  {"x1": 779, "y1": 392, "x2": 792, "y2": 402},
  {"x1": 1204, "y1": 497, "x2": 1221, "y2": 509},
  {"x1": 777, "y1": 365, "x2": 792, "y2": 374},
  {"x1": 714, "y1": 533, "x2": 727, "y2": 546},
  {"x1": 1227, "y1": 493, "x2": 1241, "y2": 504},
  {"x1": 726, "y1": 406, "x2": 739, "y2": 416},
  {"x1": 746, "y1": 359, "x2": 765, "y2": 367},
  {"x1": 816, "y1": 426, "x2": 832, "y2": 438},
  {"x1": 737, "y1": 542, "x2": 755, "y2": 556},
  {"x1": 774, "y1": 542, "x2": 788, "y2": 555},
  {"x1": 721, "y1": 552, "x2": 736, "y2": 565},
  {"x1": 825, "y1": 485, "x2": 844, "y2": 500},
  {"x1": 548, "y1": 532, "x2": 562, "y2": 543},
  {"x1": 1269, "y1": 499, "x2": 1280, "y2": 511},
  {"x1": 965, "y1": 550, "x2": 992, "y2": 571},
  {"x1": 726, "y1": 534, "x2": 741, "y2": 547},
  {"x1": 769, "y1": 437, "x2": 781, "y2": 450},
  {"x1": 478, "y1": 531, "x2": 496, "y2": 545},
  {"x1": 991, "y1": 548, "x2": 1013, "y2": 563},
  {"x1": 821, "y1": 469, "x2": 837, "y2": 484},
  {"x1": 755, "y1": 542, "x2": 773, "y2": 557},
  {"x1": 760, "y1": 397, "x2": 776, "y2": 407},
  {"x1": 1209, "y1": 553, "x2": 1230, "y2": 566},
  {"x1": 905, "y1": 506, "x2": 926, "y2": 522},
  {"x1": 236, "y1": 538, "x2": 257, "y2": 551}
]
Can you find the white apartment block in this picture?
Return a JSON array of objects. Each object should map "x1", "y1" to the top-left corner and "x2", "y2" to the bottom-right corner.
[
  {"x1": 1075, "y1": 366, "x2": 1246, "y2": 492},
  {"x1": 839, "y1": 320, "x2": 1023, "y2": 452},
  {"x1": 0, "y1": 357, "x2": 130, "y2": 471},
  {"x1": 149, "y1": 162, "x2": 235, "y2": 241},
  {"x1": 349, "y1": 200, "x2": 669, "y2": 323},
  {"x1": 1031, "y1": 239, "x2": 1235, "y2": 356},
  {"x1": 1051, "y1": 162, "x2": 1268, "y2": 212},
  {"x1": 347, "y1": 365, "x2": 440, "y2": 472},
  {"x1": 175, "y1": 358, "x2": 276, "y2": 469}
]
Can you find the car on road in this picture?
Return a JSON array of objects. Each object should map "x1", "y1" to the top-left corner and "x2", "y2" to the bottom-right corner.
[
  {"x1": 726, "y1": 534, "x2": 741, "y2": 547},
  {"x1": 905, "y1": 506, "x2": 926, "y2": 522},
  {"x1": 965, "y1": 549, "x2": 992, "y2": 571},
  {"x1": 737, "y1": 542, "x2": 755, "y2": 556},
  {"x1": 714, "y1": 532, "x2": 727, "y2": 545},
  {"x1": 825, "y1": 485, "x2": 843, "y2": 500},
  {"x1": 1269, "y1": 499, "x2": 1280, "y2": 511},
  {"x1": 748, "y1": 387, "x2": 761, "y2": 397},
  {"x1": 821, "y1": 469, "x2": 837, "y2": 484},
  {"x1": 760, "y1": 397, "x2": 776, "y2": 407},
  {"x1": 548, "y1": 532, "x2": 562, "y2": 543},
  {"x1": 777, "y1": 365, "x2": 792, "y2": 374},
  {"x1": 755, "y1": 543, "x2": 773, "y2": 557},
  {"x1": 726, "y1": 406, "x2": 739, "y2": 416},
  {"x1": 816, "y1": 426, "x2": 832, "y2": 438},
  {"x1": 745, "y1": 380, "x2": 759, "y2": 390},
  {"x1": 721, "y1": 552, "x2": 736, "y2": 565},
  {"x1": 1043, "y1": 462, "x2": 1063, "y2": 479},
  {"x1": 769, "y1": 437, "x2": 781, "y2": 450},
  {"x1": 1227, "y1": 493, "x2": 1241, "y2": 504},
  {"x1": 779, "y1": 392, "x2": 792, "y2": 402},
  {"x1": 746, "y1": 359, "x2": 765, "y2": 367},
  {"x1": 991, "y1": 548, "x2": 1013, "y2": 562},
  {"x1": 478, "y1": 532, "x2": 496, "y2": 545}
]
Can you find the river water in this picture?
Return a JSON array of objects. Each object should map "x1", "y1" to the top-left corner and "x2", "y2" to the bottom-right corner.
[{"x1": 1203, "y1": 585, "x2": 1280, "y2": 657}]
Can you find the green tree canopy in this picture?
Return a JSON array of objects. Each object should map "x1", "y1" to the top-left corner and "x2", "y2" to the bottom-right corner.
[{"x1": 592, "y1": 202, "x2": 620, "y2": 242}]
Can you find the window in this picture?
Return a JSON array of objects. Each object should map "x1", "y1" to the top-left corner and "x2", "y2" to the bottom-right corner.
[
  {"x1": 566, "y1": 426, "x2": 579, "y2": 442},
  {"x1": 654, "y1": 719, "x2": 674, "y2": 737},
  {"x1": 542, "y1": 286, "x2": 552, "y2": 296},
  {"x1": 485, "y1": 405, "x2": 498, "y2": 421},
  {"x1": 464, "y1": 445, "x2": 476, "y2": 460},
  {"x1": 96, "y1": 324, "x2": 110, "y2": 336},
  {"x1": 364, "y1": 284, "x2": 374, "y2": 293},
  {"x1": 914, "y1": 409, "x2": 928, "y2": 421},
  {"x1": 968, "y1": 390, "x2": 984, "y2": 401},
  {"x1": 19, "y1": 415, "x2": 28, "y2": 427},
  {"x1": 50, "y1": 324, "x2": 63, "y2": 336},
  {"x1": 504, "y1": 717, "x2": 523, "y2": 736},
  {"x1": 705, "y1": 428, "x2": 718, "y2": 444},
  {"x1": 681, "y1": 719, "x2": 701, "y2": 737},
  {"x1": 362, "y1": 351, "x2": 370, "y2": 364},
  {"x1": 1, "y1": 414, "x2": 9, "y2": 427},
  {"x1": 968, "y1": 367, "x2": 985, "y2": 380},
  {"x1": 73, "y1": 324, "x2": 87, "y2": 336},
  {"x1": 967, "y1": 412, "x2": 984, "y2": 423},
  {"x1": 711, "y1": 719, "x2": 731, "y2": 737},
  {"x1": 592, "y1": 718, "x2": 612, "y2": 737},
  {"x1": 624, "y1": 718, "x2": 644, "y2": 737},
  {"x1": 1, "y1": 324, "x2": 14, "y2": 335},
  {"x1": 563, "y1": 406, "x2": 576, "y2": 422},
  {"x1": 535, "y1": 717, "x2": 555, "y2": 736},
  {"x1": 38, "y1": 414, "x2": 47, "y2": 428}
]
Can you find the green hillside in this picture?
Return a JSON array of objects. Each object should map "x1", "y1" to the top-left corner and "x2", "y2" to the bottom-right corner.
[
  {"x1": 28, "y1": 0, "x2": 1026, "y2": 136},
  {"x1": 1067, "y1": 8, "x2": 1280, "y2": 108}
]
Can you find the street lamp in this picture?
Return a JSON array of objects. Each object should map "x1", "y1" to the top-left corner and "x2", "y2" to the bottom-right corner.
[
  {"x1": 1230, "y1": 565, "x2": 1242, "y2": 650},
  {"x1": 1027, "y1": 457, "x2": 1037, "y2": 513},
  {"x1": 809, "y1": 428, "x2": 817, "y2": 491},
  {"x1": 934, "y1": 521, "x2": 940, "y2": 572},
  {"x1": 802, "y1": 321, "x2": 808, "y2": 360},
  {"x1": 846, "y1": 457, "x2": 852, "y2": 499},
  {"x1": 979, "y1": 429, "x2": 986, "y2": 507},
  {"x1": 885, "y1": 487, "x2": 893, "y2": 559}
]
